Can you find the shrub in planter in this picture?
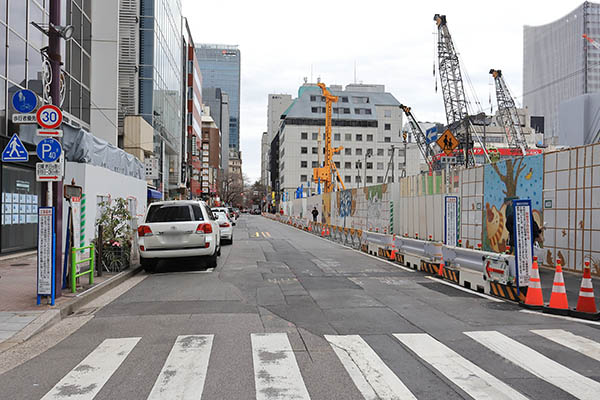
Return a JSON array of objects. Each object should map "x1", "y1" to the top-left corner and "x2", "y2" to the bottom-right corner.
[{"x1": 95, "y1": 198, "x2": 133, "y2": 272}]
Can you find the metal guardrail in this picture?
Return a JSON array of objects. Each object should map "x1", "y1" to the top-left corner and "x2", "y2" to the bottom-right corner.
[{"x1": 71, "y1": 243, "x2": 95, "y2": 293}]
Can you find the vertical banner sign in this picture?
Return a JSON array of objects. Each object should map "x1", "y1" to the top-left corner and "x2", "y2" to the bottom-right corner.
[
  {"x1": 71, "y1": 197, "x2": 81, "y2": 272},
  {"x1": 513, "y1": 199, "x2": 533, "y2": 291},
  {"x1": 37, "y1": 207, "x2": 55, "y2": 305},
  {"x1": 444, "y1": 196, "x2": 459, "y2": 246}
]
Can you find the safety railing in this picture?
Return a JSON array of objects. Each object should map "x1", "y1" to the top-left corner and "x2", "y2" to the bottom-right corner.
[{"x1": 71, "y1": 243, "x2": 95, "y2": 293}]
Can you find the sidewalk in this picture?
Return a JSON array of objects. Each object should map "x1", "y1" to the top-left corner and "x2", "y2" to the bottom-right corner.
[{"x1": 0, "y1": 252, "x2": 136, "y2": 349}]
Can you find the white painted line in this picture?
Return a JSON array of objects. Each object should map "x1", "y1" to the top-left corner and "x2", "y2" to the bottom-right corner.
[
  {"x1": 425, "y1": 276, "x2": 505, "y2": 302},
  {"x1": 465, "y1": 330, "x2": 600, "y2": 400},
  {"x1": 394, "y1": 333, "x2": 527, "y2": 400},
  {"x1": 519, "y1": 309, "x2": 600, "y2": 326},
  {"x1": 251, "y1": 333, "x2": 310, "y2": 400},
  {"x1": 147, "y1": 335, "x2": 214, "y2": 400},
  {"x1": 41, "y1": 337, "x2": 140, "y2": 400},
  {"x1": 531, "y1": 329, "x2": 600, "y2": 363},
  {"x1": 326, "y1": 335, "x2": 417, "y2": 400}
]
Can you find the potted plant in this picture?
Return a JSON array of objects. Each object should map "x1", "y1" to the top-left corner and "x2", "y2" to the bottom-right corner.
[{"x1": 95, "y1": 197, "x2": 133, "y2": 272}]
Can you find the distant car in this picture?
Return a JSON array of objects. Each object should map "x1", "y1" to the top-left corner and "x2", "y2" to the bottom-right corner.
[
  {"x1": 227, "y1": 207, "x2": 238, "y2": 223},
  {"x1": 137, "y1": 200, "x2": 221, "y2": 272},
  {"x1": 212, "y1": 210, "x2": 233, "y2": 244},
  {"x1": 251, "y1": 209, "x2": 261, "y2": 215},
  {"x1": 212, "y1": 207, "x2": 235, "y2": 226}
]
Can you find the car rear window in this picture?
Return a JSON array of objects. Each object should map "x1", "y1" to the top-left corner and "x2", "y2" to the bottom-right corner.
[
  {"x1": 146, "y1": 204, "x2": 195, "y2": 222},
  {"x1": 191, "y1": 204, "x2": 205, "y2": 221}
]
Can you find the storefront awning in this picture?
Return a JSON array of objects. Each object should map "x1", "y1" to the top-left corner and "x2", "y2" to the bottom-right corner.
[{"x1": 147, "y1": 188, "x2": 162, "y2": 200}]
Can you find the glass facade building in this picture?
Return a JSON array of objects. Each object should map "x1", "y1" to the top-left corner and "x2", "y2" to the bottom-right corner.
[
  {"x1": 139, "y1": 0, "x2": 183, "y2": 194},
  {"x1": 523, "y1": 1, "x2": 600, "y2": 144},
  {"x1": 196, "y1": 44, "x2": 240, "y2": 151},
  {"x1": 0, "y1": 0, "x2": 90, "y2": 253}
]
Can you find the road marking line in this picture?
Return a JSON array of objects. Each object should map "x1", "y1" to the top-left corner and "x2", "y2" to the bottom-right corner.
[
  {"x1": 394, "y1": 333, "x2": 526, "y2": 400},
  {"x1": 519, "y1": 309, "x2": 600, "y2": 326},
  {"x1": 147, "y1": 335, "x2": 213, "y2": 400},
  {"x1": 41, "y1": 337, "x2": 140, "y2": 400},
  {"x1": 326, "y1": 335, "x2": 417, "y2": 400},
  {"x1": 251, "y1": 333, "x2": 310, "y2": 400},
  {"x1": 425, "y1": 276, "x2": 505, "y2": 302},
  {"x1": 531, "y1": 329, "x2": 600, "y2": 362},
  {"x1": 465, "y1": 330, "x2": 600, "y2": 400}
]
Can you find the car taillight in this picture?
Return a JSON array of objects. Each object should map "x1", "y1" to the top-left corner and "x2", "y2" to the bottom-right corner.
[
  {"x1": 138, "y1": 225, "x2": 153, "y2": 237},
  {"x1": 219, "y1": 222, "x2": 230, "y2": 228},
  {"x1": 196, "y1": 223, "x2": 212, "y2": 234}
]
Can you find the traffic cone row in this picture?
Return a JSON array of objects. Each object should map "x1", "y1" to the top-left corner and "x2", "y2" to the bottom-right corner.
[
  {"x1": 523, "y1": 256, "x2": 544, "y2": 309},
  {"x1": 438, "y1": 255, "x2": 445, "y2": 277},
  {"x1": 389, "y1": 235, "x2": 397, "y2": 261},
  {"x1": 544, "y1": 259, "x2": 570, "y2": 315}
]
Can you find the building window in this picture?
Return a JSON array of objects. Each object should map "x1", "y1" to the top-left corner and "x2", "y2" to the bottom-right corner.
[
  {"x1": 384, "y1": 123, "x2": 391, "y2": 130},
  {"x1": 377, "y1": 162, "x2": 384, "y2": 170},
  {"x1": 335, "y1": 161, "x2": 340, "y2": 168},
  {"x1": 365, "y1": 109, "x2": 372, "y2": 115},
  {"x1": 366, "y1": 162, "x2": 373, "y2": 169},
  {"x1": 310, "y1": 95, "x2": 317, "y2": 101},
  {"x1": 384, "y1": 110, "x2": 392, "y2": 118},
  {"x1": 356, "y1": 176, "x2": 361, "y2": 182},
  {"x1": 312, "y1": 147, "x2": 318, "y2": 154},
  {"x1": 345, "y1": 148, "x2": 352, "y2": 155},
  {"x1": 388, "y1": 148, "x2": 394, "y2": 155},
  {"x1": 301, "y1": 175, "x2": 307, "y2": 182},
  {"x1": 356, "y1": 148, "x2": 363, "y2": 156},
  {"x1": 311, "y1": 107, "x2": 318, "y2": 113},
  {"x1": 312, "y1": 132, "x2": 318, "y2": 140},
  {"x1": 377, "y1": 148, "x2": 384, "y2": 156},
  {"x1": 355, "y1": 162, "x2": 361, "y2": 169},
  {"x1": 343, "y1": 108, "x2": 350, "y2": 114},
  {"x1": 366, "y1": 176, "x2": 373, "y2": 183},
  {"x1": 352, "y1": 96, "x2": 369, "y2": 104},
  {"x1": 384, "y1": 137, "x2": 391, "y2": 143},
  {"x1": 356, "y1": 134, "x2": 362, "y2": 141},
  {"x1": 301, "y1": 147, "x2": 308, "y2": 154},
  {"x1": 334, "y1": 133, "x2": 340, "y2": 141},
  {"x1": 344, "y1": 176, "x2": 351, "y2": 183},
  {"x1": 341, "y1": 96, "x2": 348, "y2": 102},
  {"x1": 367, "y1": 134, "x2": 373, "y2": 142},
  {"x1": 377, "y1": 176, "x2": 384, "y2": 183},
  {"x1": 312, "y1": 161, "x2": 318, "y2": 168},
  {"x1": 345, "y1": 133, "x2": 352, "y2": 141},
  {"x1": 399, "y1": 163, "x2": 405, "y2": 169},
  {"x1": 344, "y1": 162, "x2": 351, "y2": 169},
  {"x1": 301, "y1": 161, "x2": 307, "y2": 168},
  {"x1": 301, "y1": 132, "x2": 308, "y2": 140}
]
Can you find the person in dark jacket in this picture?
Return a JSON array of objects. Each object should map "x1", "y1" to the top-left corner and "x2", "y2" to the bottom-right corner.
[{"x1": 311, "y1": 207, "x2": 319, "y2": 222}]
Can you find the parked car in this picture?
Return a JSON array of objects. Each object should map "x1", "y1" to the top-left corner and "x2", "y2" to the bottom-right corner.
[
  {"x1": 212, "y1": 210, "x2": 233, "y2": 244},
  {"x1": 137, "y1": 200, "x2": 221, "y2": 272},
  {"x1": 212, "y1": 207, "x2": 235, "y2": 226}
]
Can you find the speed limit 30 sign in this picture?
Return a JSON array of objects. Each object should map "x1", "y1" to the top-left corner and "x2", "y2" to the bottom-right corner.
[{"x1": 36, "y1": 104, "x2": 63, "y2": 129}]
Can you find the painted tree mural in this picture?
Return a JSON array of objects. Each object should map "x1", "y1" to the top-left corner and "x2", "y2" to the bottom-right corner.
[{"x1": 489, "y1": 158, "x2": 527, "y2": 199}]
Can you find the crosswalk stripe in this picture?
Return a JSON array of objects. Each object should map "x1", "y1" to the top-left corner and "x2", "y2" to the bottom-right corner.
[
  {"x1": 326, "y1": 335, "x2": 417, "y2": 400},
  {"x1": 147, "y1": 335, "x2": 214, "y2": 400},
  {"x1": 531, "y1": 329, "x2": 600, "y2": 363},
  {"x1": 251, "y1": 333, "x2": 310, "y2": 400},
  {"x1": 394, "y1": 333, "x2": 527, "y2": 400},
  {"x1": 465, "y1": 331, "x2": 600, "y2": 400},
  {"x1": 41, "y1": 337, "x2": 140, "y2": 400}
]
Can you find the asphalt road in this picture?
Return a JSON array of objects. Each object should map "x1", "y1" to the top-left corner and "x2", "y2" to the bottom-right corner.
[{"x1": 1, "y1": 214, "x2": 600, "y2": 399}]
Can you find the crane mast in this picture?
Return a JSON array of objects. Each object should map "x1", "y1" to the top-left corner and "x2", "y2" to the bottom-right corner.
[
  {"x1": 400, "y1": 105, "x2": 435, "y2": 170},
  {"x1": 489, "y1": 69, "x2": 528, "y2": 156},
  {"x1": 312, "y1": 83, "x2": 345, "y2": 193}
]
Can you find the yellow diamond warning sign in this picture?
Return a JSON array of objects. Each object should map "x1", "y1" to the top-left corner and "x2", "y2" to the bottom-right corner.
[{"x1": 436, "y1": 129, "x2": 459, "y2": 156}]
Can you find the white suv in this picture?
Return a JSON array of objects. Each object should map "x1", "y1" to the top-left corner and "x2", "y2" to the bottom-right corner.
[{"x1": 137, "y1": 200, "x2": 221, "y2": 272}]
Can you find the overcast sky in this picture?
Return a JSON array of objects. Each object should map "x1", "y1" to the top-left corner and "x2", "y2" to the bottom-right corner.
[{"x1": 183, "y1": 0, "x2": 584, "y2": 182}]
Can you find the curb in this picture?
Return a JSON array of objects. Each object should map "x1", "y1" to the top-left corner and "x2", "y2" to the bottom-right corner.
[{"x1": 0, "y1": 265, "x2": 142, "y2": 354}]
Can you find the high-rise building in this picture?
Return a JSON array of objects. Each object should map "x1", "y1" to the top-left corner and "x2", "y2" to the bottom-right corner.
[
  {"x1": 196, "y1": 44, "x2": 241, "y2": 152},
  {"x1": 523, "y1": 1, "x2": 600, "y2": 144},
  {"x1": 201, "y1": 105, "x2": 221, "y2": 196},
  {"x1": 202, "y1": 87, "x2": 229, "y2": 172},
  {"x1": 139, "y1": 0, "x2": 184, "y2": 196},
  {"x1": 262, "y1": 94, "x2": 293, "y2": 189}
]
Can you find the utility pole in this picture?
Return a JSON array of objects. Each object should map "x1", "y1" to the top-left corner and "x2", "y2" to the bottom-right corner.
[{"x1": 49, "y1": 0, "x2": 63, "y2": 298}]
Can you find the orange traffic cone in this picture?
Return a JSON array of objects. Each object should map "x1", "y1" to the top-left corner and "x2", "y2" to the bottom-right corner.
[
  {"x1": 575, "y1": 261, "x2": 598, "y2": 314},
  {"x1": 389, "y1": 235, "x2": 397, "y2": 261},
  {"x1": 438, "y1": 256, "x2": 445, "y2": 277},
  {"x1": 523, "y1": 256, "x2": 544, "y2": 309},
  {"x1": 545, "y1": 259, "x2": 569, "y2": 315}
]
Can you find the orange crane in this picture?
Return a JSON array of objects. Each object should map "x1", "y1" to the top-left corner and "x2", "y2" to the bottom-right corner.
[{"x1": 312, "y1": 82, "x2": 345, "y2": 192}]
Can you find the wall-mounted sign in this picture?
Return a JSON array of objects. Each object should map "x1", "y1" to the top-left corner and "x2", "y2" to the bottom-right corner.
[
  {"x1": 37, "y1": 207, "x2": 55, "y2": 305},
  {"x1": 513, "y1": 199, "x2": 533, "y2": 289},
  {"x1": 444, "y1": 196, "x2": 459, "y2": 246}
]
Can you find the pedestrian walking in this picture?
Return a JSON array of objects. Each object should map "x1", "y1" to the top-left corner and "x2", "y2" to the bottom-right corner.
[{"x1": 311, "y1": 206, "x2": 319, "y2": 222}]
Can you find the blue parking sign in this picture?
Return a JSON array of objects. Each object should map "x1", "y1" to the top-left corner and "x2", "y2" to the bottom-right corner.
[{"x1": 36, "y1": 138, "x2": 62, "y2": 163}]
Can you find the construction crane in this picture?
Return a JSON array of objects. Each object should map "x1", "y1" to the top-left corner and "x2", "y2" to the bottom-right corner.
[
  {"x1": 489, "y1": 69, "x2": 528, "y2": 156},
  {"x1": 434, "y1": 13, "x2": 474, "y2": 166},
  {"x1": 312, "y1": 83, "x2": 345, "y2": 193},
  {"x1": 399, "y1": 104, "x2": 436, "y2": 170}
]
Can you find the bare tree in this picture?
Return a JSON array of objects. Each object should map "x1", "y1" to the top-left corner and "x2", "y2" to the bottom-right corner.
[
  {"x1": 220, "y1": 171, "x2": 249, "y2": 206},
  {"x1": 490, "y1": 158, "x2": 526, "y2": 199}
]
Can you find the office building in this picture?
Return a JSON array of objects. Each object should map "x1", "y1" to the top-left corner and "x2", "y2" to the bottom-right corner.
[
  {"x1": 202, "y1": 87, "x2": 229, "y2": 172},
  {"x1": 262, "y1": 94, "x2": 293, "y2": 189},
  {"x1": 523, "y1": 2, "x2": 600, "y2": 144},
  {"x1": 196, "y1": 44, "x2": 240, "y2": 152},
  {"x1": 201, "y1": 104, "x2": 221, "y2": 196},
  {"x1": 276, "y1": 83, "x2": 411, "y2": 199}
]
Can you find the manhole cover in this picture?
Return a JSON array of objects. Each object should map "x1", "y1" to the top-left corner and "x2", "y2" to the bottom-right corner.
[{"x1": 11, "y1": 263, "x2": 28, "y2": 267}]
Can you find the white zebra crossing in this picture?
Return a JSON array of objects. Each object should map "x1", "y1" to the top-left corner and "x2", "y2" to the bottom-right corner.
[
  {"x1": 466, "y1": 330, "x2": 600, "y2": 400},
  {"x1": 146, "y1": 335, "x2": 214, "y2": 400},
  {"x1": 41, "y1": 337, "x2": 140, "y2": 400},
  {"x1": 326, "y1": 334, "x2": 417, "y2": 400},
  {"x1": 394, "y1": 333, "x2": 528, "y2": 400},
  {"x1": 251, "y1": 332, "x2": 311, "y2": 400},
  {"x1": 531, "y1": 329, "x2": 600, "y2": 363}
]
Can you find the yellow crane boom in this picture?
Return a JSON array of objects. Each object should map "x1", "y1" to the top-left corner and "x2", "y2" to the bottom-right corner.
[{"x1": 312, "y1": 82, "x2": 345, "y2": 192}]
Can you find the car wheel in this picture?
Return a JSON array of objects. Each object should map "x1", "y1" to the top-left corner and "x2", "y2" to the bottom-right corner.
[
  {"x1": 228, "y1": 236, "x2": 233, "y2": 245},
  {"x1": 206, "y1": 252, "x2": 218, "y2": 268},
  {"x1": 141, "y1": 257, "x2": 156, "y2": 273}
]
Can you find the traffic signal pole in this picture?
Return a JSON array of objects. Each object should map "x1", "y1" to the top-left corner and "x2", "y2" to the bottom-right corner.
[{"x1": 49, "y1": 0, "x2": 63, "y2": 298}]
